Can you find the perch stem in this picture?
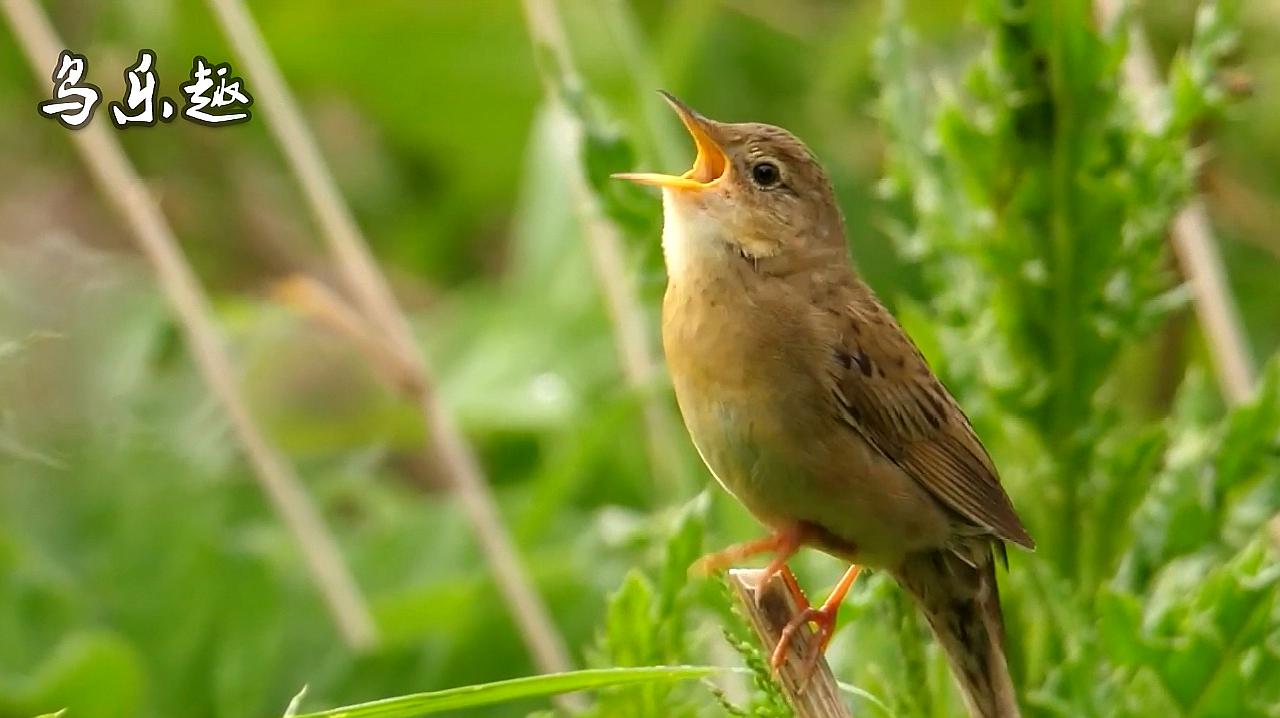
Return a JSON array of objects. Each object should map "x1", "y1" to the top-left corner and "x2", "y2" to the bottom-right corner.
[{"x1": 727, "y1": 568, "x2": 853, "y2": 718}]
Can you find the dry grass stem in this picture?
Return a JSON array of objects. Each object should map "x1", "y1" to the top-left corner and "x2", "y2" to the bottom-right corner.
[
  {"x1": 727, "y1": 569, "x2": 852, "y2": 718},
  {"x1": 274, "y1": 276, "x2": 422, "y2": 394},
  {"x1": 1097, "y1": 0, "x2": 1257, "y2": 405},
  {"x1": 1, "y1": 0, "x2": 378, "y2": 651},
  {"x1": 521, "y1": 0, "x2": 692, "y2": 497},
  {"x1": 202, "y1": 0, "x2": 576, "y2": 685}
]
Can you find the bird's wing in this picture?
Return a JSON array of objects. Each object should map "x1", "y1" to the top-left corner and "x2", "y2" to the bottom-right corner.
[{"x1": 826, "y1": 292, "x2": 1034, "y2": 549}]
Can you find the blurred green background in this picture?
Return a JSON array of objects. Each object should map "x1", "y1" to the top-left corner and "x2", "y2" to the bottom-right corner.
[{"x1": 1, "y1": 1, "x2": 1278, "y2": 717}]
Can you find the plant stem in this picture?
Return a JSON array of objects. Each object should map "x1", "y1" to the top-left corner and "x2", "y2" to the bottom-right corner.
[
  {"x1": 201, "y1": 0, "x2": 576, "y2": 684},
  {"x1": 726, "y1": 569, "x2": 853, "y2": 718},
  {"x1": 520, "y1": 0, "x2": 693, "y2": 500},
  {"x1": 0, "y1": 0, "x2": 378, "y2": 651},
  {"x1": 1095, "y1": 0, "x2": 1256, "y2": 405}
]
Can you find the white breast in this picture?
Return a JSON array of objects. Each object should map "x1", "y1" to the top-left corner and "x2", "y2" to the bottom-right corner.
[{"x1": 661, "y1": 189, "x2": 725, "y2": 282}]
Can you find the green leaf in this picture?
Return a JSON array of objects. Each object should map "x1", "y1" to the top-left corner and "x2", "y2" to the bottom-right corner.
[
  {"x1": 657, "y1": 492, "x2": 708, "y2": 620},
  {"x1": 289, "y1": 666, "x2": 720, "y2": 718},
  {"x1": 602, "y1": 570, "x2": 657, "y2": 668},
  {"x1": 283, "y1": 687, "x2": 308, "y2": 718},
  {"x1": 17, "y1": 632, "x2": 145, "y2": 718}
]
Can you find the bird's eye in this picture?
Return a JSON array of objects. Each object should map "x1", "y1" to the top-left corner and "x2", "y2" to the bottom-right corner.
[{"x1": 750, "y1": 161, "x2": 781, "y2": 188}]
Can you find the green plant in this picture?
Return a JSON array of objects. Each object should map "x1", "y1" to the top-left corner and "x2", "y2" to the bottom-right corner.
[
  {"x1": 3, "y1": 1, "x2": 1275, "y2": 717},
  {"x1": 867, "y1": 0, "x2": 1280, "y2": 715}
]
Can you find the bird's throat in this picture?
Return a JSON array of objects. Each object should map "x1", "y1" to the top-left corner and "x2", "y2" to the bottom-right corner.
[{"x1": 660, "y1": 189, "x2": 745, "y2": 283}]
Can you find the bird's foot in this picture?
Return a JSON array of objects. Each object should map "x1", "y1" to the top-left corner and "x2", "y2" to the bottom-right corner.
[
  {"x1": 770, "y1": 603, "x2": 838, "y2": 681},
  {"x1": 689, "y1": 525, "x2": 806, "y2": 580},
  {"x1": 768, "y1": 565, "x2": 861, "y2": 684},
  {"x1": 689, "y1": 536, "x2": 774, "y2": 578},
  {"x1": 752, "y1": 542, "x2": 802, "y2": 608}
]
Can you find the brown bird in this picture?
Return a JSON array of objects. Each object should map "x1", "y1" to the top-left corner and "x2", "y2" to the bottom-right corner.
[{"x1": 614, "y1": 93, "x2": 1034, "y2": 718}]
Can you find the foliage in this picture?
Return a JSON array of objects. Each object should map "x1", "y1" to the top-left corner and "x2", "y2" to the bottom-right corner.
[
  {"x1": 871, "y1": 0, "x2": 1280, "y2": 716},
  {"x1": 581, "y1": 496, "x2": 709, "y2": 718},
  {"x1": 286, "y1": 667, "x2": 721, "y2": 718},
  {"x1": 1, "y1": 1, "x2": 1278, "y2": 718}
]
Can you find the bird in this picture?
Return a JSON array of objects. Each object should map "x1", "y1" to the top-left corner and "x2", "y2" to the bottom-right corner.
[{"x1": 613, "y1": 92, "x2": 1034, "y2": 718}]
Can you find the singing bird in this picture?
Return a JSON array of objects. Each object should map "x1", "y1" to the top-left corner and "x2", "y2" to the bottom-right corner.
[{"x1": 614, "y1": 93, "x2": 1034, "y2": 718}]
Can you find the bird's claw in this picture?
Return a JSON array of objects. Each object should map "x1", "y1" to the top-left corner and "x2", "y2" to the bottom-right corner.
[{"x1": 769, "y1": 604, "x2": 837, "y2": 685}]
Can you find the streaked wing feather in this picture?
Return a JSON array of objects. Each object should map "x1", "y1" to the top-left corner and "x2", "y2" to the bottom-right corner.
[{"x1": 830, "y1": 294, "x2": 1034, "y2": 549}]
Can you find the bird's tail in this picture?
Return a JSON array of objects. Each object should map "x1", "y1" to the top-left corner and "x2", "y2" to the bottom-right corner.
[{"x1": 893, "y1": 545, "x2": 1021, "y2": 718}]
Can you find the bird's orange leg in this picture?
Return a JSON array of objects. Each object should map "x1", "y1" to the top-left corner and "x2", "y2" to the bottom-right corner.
[
  {"x1": 689, "y1": 524, "x2": 810, "y2": 606},
  {"x1": 753, "y1": 527, "x2": 806, "y2": 604},
  {"x1": 770, "y1": 564, "x2": 861, "y2": 677},
  {"x1": 778, "y1": 565, "x2": 811, "y2": 611}
]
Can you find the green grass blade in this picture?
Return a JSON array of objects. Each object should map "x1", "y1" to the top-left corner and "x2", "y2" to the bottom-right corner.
[
  {"x1": 289, "y1": 666, "x2": 720, "y2": 718},
  {"x1": 836, "y1": 680, "x2": 894, "y2": 716}
]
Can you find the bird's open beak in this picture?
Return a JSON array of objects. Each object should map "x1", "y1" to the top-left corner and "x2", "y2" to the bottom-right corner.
[{"x1": 612, "y1": 91, "x2": 728, "y2": 190}]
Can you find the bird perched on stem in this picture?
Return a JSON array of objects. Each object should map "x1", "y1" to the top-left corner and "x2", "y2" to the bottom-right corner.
[{"x1": 614, "y1": 93, "x2": 1034, "y2": 718}]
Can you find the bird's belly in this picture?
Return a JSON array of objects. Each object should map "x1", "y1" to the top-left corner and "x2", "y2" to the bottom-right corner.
[
  {"x1": 662, "y1": 275, "x2": 951, "y2": 567},
  {"x1": 673, "y1": 379, "x2": 950, "y2": 569}
]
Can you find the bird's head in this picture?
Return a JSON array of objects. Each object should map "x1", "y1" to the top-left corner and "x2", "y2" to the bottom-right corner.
[{"x1": 614, "y1": 92, "x2": 845, "y2": 276}]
